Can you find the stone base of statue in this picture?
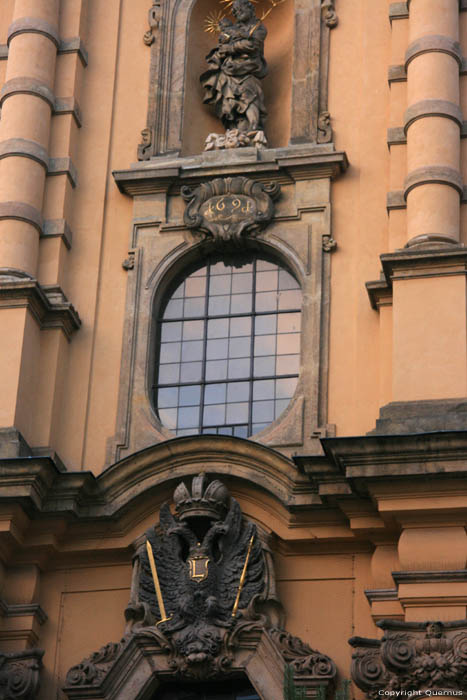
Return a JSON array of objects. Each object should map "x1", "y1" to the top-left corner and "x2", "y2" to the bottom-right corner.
[{"x1": 204, "y1": 129, "x2": 267, "y2": 151}]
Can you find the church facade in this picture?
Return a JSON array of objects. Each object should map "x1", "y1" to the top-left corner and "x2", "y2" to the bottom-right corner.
[{"x1": 1, "y1": 0, "x2": 467, "y2": 698}]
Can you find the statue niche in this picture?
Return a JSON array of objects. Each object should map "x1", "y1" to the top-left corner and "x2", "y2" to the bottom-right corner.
[
  {"x1": 64, "y1": 474, "x2": 337, "y2": 699},
  {"x1": 200, "y1": 0, "x2": 268, "y2": 151}
]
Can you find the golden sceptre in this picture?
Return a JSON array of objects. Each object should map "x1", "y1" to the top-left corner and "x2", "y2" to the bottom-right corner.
[
  {"x1": 146, "y1": 539, "x2": 172, "y2": 625},
  {"x1": 232, "y1": 533, "x2": 255, "y2": 617}
]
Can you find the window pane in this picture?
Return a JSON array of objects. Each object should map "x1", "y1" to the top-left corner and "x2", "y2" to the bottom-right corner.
[
  {"x1": 276, "y1": 376, "x2": 297, "y2": 399},
  {"x1": 209, "y1": 274, "x2": 231, "y2": 296},
  {"x1": 179, "y1": 385, "x2": 201, "y2": 406},
  {"x1": 185, "y1": 276, "x2": 206, "y2": 297},
  {"x1": 181, "y1": 340, "x2": 203, "y2": 362},
  {"x1": 276, "y1": 333, "x2": 300, "y2": 355},
  {"x1": 161, "y1": 322, "x2": 182, "y2": 342},
  {"x1": 279, "y1": 269, "x2": 299, "y2": 290},
  {"x1": 164, "y1": 299, "x2": 183, "y2": 319},
  {"x1": 183, "y1": 320, "x2": 204, "y2": 340},
  {"x1": 158, "y1": 363, "x2": 180, "y2": 384},
  {"x1": 278, "y1": 312, "x2": 301, "y2": 333},
  {"x1": 178, "y1": 406, "x2": 199, "y2": 428},
  {"x1": 253, "y1": 356, "x2": 275, "y2": 377},
  {"x1": 228, "y1": 358, "x2": 250, "y2": 379},
  {"x1": 256, "y1": 291, "x2": 277, "y2": 312},
  {"x1": 160, "y1": 342, "x2": 181, "y2": 363},
  {"x1": 278, "y1": 289, "x2": 301, "y2": 310},
  {"x1": 230, "y1": 316, "x2": 251, "y2": 337},
  {"x1": 208, "y1": 318, "x2": 229, "y2": 338},
  {"x1": 276, "y1": 354, "x2": 300, "y2": 375},
  {"x1": 253, "y1": 380, "x2": 275, "y2": 400},
  {"x1": 230, "y1": 293, "x2": 252, "y2": 314},
  {"x1": 158, "y1": 387, "x2": 178, "y2": 408},
  {"x1": 232, "y1": 272, "x2": 253, "y2": 293},
  {"x1": 184, "y1": 297, "x2": 205, "y2": 317},
  {"x1": 158, "y1": 408, "x2": 177, "y2": 429},
  {"x1": 209, "y1": 295, "x2": 230, "y2": 315},
  {"x1": 256, "y1": 270, "x2": 278, "y2": 292},
  {"x1": 207, "y1": 338, "x2": 228, "y2": 360},
  {"x1": 255, "y1": 314, "x2": 277, "y2": 335},
  {"x1": 227, "y1": 381, "x2": 249, "y2": 402},
  {"x1": 254, "y1": 335, "x2": 276, "y2": 356},
  {"x1": 252, "y1": 400, "x2": 274, "y2": 422},
  {"x1": 203, "y1": 404, "x2": 226, "y2": 425},
  {"x1": 226, "y1": 402, "x2": 249, "y2": 424},
  {"x1": 205, "y1": 383, "x2": 227, "y2": 404},
  {"x1": 180, "y1": 362, "x2": 202, "y2": 382},
  {"x1": 229, "y1": 337, "x2": 250, "y2": 358},
  {"x1": 256, "y1": 259, "x2": 276, "y2": 271},
  {"x1": 205, "y1": 359, "x2": 228, "y2": 380}
]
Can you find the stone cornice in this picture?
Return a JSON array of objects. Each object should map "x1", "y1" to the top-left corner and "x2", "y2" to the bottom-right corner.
[
  {"x1": 366, "y1": 246, "x2": 467, "y2": 309},
  {"x1": 0, "y1": 279, "x2": 81, "y2": 340},
  {"x1": 113, "y1": 147, "x2": 349, "y2": 197}
]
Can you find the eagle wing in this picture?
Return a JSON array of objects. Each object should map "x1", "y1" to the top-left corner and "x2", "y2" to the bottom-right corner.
[
  {"x1": 138, "y1": 503, "x2": 186, "y2": 621},
  {"x1": 217, "y1": 498, "x2": 265, "y2": 618}
]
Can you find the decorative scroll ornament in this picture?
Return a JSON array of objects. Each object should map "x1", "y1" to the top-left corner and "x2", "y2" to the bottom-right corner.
[
  {"x1": 143, "y1": 2, "x2": 161, "y2": 45},
  {"x1": 0, "y1": 649, "x2": 44, "y2": 700},
  {"x1": 317, "y1": 111, "x2": 332, "y2": 144},
  {"x1": 321, "y1": 0, "x2": 338, "y2": 28},
  {"x1": 137, "y1": 127, "x2": 153, "y2": 161},
  {"x1": 350, "y1": 620, "x2": 467, "y2": 698},
  {"x1": 181, "y1": 176, "x2": 280, "y2": 244},
  {"x1": 64, "y1": 474, "x2": 337, "y2": 694}
]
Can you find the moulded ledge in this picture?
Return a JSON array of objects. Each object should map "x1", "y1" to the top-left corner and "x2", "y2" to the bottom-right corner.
[{"x1": 113, "y1": 145, "x2": 349, "y2": 197}]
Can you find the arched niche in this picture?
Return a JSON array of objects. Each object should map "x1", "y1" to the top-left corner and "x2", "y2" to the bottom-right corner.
[
  {"x1": 181, "y1": 0, "x2": 294, "y2": 155},
  {"x1": 138, "y1": 0, "x2": 336, "y2": 159}
]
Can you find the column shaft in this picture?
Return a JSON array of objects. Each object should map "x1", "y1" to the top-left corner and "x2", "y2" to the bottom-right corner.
[{"x1": 405, "y1": 0, "x2": 461, "y2": 247}]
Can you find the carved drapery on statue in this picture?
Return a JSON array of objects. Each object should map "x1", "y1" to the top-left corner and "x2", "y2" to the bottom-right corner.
[
  {"x1": 63, "y1": 474, "x2": 337, "y2": 699},
  {"x1": 350, "y1": 620, "x2": 467, "y2": 698},
  {"x1": 200, "y1": 0, "x2": 268, "y2": 151},
  {"x1": 182, "y1": 176, "x2": 280, "y2": 246}
]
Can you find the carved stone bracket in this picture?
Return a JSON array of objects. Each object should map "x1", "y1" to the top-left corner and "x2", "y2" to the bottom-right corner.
[
  {"x1": 321, "y1": 0, "x2": 338, "y2": 28},
  {"x1": 0, "y1": 649, "x2": 44, "y2": 700},
  {"x1": 350, "y1": 619, "x2": 467, "y2": 698},
  {"x1": 181, "y1": 176, "x2": 281, "y2": 245}
]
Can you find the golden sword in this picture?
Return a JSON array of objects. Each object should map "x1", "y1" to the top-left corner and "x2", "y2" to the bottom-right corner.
[
  {"x1": 146, "y1": 539, "x2": 172, "y2": 625},
  {"x1": 232, "y1": 533, "x2": 255, "y2": 617}
]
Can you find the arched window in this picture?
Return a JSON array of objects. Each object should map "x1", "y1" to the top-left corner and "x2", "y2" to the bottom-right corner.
[{"x1": 153, "y1": 254, "x2": 302, "y2": 438}]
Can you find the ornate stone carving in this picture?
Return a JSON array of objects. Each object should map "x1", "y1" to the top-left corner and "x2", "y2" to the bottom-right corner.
[
  {"x1": 122, "y1": 252, "x2": 135, "y2": 270},
  {"x1": 181, "y1": 176, "x2": 280, "y2": 244},
  {"x1": 321, "y1": 0, "x2": 338, "y2": 28},
  {"x1": 200, "y1": 0, "x2": 268, "y2": 148},
  {"x1": 66, "y1": 641, "x2": 127, "y2": 687},
  {"x1": 322, "y1": 234, "x2": 337, "y2": 252},
  {"x1": 0, "y1": 649, "x2": 44, "y2": 700},
  {"x1": 143, "y1": 2, "x2": 160, "y2": 45},
  {"x1": 64, "y1": 474, "x2": 337, "y2": 697},
  {"x1": 270, "y1": 628, "x2": 337, "y2": 678},
  {"x1": 350, "y1": 620, "x2": 467, "y2": 698},
  {"x1": 137, "y1": 127, "x2": 153, "y2": 161},
  {"x1": 317, "y1": 111, "x2": 332, "y2": 144},
  {"x1": 204, "y1": 129, "x2": 267, "y2": 151}
]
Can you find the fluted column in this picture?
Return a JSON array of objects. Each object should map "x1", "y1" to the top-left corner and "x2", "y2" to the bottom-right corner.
[
  {"x1": 404, "y1": 0, "x2": 461, "y2": 247},
  {"x1": 0, "y1": 0, "x2": 59, "y2": 277}
]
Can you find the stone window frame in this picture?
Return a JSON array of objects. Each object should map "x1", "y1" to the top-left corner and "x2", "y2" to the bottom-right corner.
[{"x1": 107, "y1": 195, "x2": 335, "y2": 465}]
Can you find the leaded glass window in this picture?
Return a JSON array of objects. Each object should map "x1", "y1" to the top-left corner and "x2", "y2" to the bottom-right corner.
[{"x1": 154, "y1": 255, "x2": 302, "y2": 437}]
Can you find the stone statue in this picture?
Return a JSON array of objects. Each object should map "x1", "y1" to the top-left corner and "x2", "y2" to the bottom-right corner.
[{"x1": 200, "y1": 0, "x2": 268, "y2": 150}]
